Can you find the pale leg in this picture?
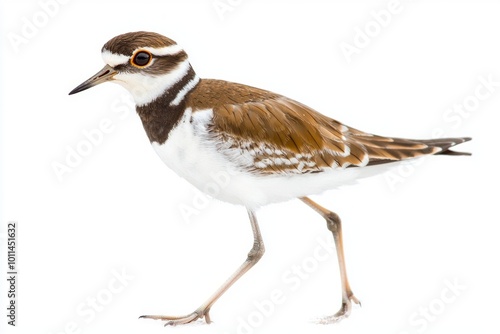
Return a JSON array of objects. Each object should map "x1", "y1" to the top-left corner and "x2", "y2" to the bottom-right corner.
[
  {"x1": 140, "y1": 209, "x2": 265, "y2": 326},
  {"x1": 300, "y1": 197, "x2": 360, "y2": 323}
]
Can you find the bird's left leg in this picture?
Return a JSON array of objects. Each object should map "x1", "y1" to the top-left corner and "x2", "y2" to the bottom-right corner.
[{"x1": 140, "y1": 208, "x2": 265, "y2": 326}]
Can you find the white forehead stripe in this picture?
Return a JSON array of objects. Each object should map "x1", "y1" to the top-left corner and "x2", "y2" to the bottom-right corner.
[
  {"x1": 142, "y1": 44, "x2": 184, "y2": 56},
  {"x1": 102, "y1": 50, "x2": 129, "y2": 67}
]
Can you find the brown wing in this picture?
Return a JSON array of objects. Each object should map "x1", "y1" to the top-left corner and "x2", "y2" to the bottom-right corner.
[{"x1": 187, "y1": 79, "x2": 470, "y2": 175}]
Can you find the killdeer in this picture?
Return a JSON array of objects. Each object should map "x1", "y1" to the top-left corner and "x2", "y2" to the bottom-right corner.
[{"x1": 69, "y1": 31, "x2": 471, "y2": 326}]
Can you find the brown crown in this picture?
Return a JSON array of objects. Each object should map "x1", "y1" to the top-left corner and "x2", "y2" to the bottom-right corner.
[{"x1": 102, "y1": 31, "x2": 178, "y2": 55}]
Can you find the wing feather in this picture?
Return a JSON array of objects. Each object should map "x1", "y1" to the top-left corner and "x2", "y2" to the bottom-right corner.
[{"x1": 186, "y1": 79, "x2": 470, "y2": 175}]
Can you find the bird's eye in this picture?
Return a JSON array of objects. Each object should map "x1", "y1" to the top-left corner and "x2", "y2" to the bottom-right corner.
[{"x1": 131, "y1": 51, "x2": 152, "y2": 67}]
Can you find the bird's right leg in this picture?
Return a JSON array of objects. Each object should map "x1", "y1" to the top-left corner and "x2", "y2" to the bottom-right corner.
[{"x1": 300, "y1": 197, "x2": 360, "y2": 324}]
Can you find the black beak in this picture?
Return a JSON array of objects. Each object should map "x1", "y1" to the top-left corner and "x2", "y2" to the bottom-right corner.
[{"x1": 69, "y1": 64, "x2": 117, "y2": 95}]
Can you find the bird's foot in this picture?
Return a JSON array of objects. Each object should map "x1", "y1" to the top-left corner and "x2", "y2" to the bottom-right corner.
[
  {"x1": 314, "y1": 294, "x2": 361, "y2": 324},
  {"x1": 140, "y1": 308, "x2": 211, "y2": 326}
]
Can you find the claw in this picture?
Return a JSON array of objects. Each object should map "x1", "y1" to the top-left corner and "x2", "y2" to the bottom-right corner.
[
  {"x1": 314, "y1": 294, "x2": 361, "y2": 325},
  {"x1": 140, "y1": 308, "x2": 211, "y2": 326}
]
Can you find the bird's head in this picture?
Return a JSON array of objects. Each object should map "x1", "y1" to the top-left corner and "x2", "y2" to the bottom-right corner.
[{"x1": 69, "y1": 31, "x2": 195, "y2": 106}]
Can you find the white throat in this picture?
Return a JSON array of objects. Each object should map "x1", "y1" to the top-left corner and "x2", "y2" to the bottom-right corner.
[{"x1": 111, "y1": 58, "x2": 192, "y2": 107}]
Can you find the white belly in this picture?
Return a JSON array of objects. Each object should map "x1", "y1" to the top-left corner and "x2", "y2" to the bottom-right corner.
[{"x1": 152, "y1": 108, "x2": 392, "y2": 209}]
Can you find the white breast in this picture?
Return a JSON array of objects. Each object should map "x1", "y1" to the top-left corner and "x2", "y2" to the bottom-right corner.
[{"x1": 152, "y1": 108, "x2": 394, "y2": 209}]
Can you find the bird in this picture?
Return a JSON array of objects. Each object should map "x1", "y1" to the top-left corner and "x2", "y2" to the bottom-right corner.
[{"x1": 69, "y1": 31, "x2": 471, "y2": 326}]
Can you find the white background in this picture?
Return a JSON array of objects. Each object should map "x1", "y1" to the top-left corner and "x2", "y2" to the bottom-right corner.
[{"x1": 1, "y1": 1, "x2": 499, "y2": 334}]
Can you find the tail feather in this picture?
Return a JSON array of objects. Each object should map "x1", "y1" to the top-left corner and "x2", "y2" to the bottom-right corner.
[
  {"x1": 363, "y1": 136, "x2": 471, "y2": 167},
  {"x1": 419, "y1": 137, "x2": 472, "y2": 156}
]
